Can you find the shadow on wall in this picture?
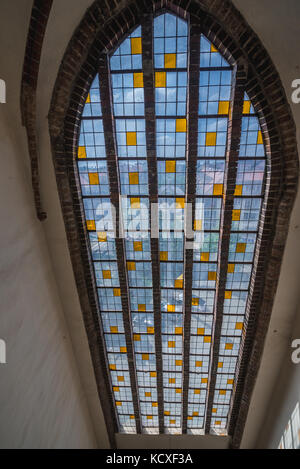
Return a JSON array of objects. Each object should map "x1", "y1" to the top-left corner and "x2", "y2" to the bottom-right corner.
[{"x1": 278, "y1": 402, "x2": 300, "y2": 449}]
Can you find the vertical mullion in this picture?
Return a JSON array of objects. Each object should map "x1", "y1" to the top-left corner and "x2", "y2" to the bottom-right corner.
[
  {"x1": 141, "y1": 14, "x2": 164, "y2": 434},
  {"x1": 204, "y1": 63, "x2": 246, "y2": 433},
  {"x1": 98, "y1": 55, "x2": 142, "y2": 434},
  {"x1": 182, "y1": 22, "x2": 201, "y2": 434}
]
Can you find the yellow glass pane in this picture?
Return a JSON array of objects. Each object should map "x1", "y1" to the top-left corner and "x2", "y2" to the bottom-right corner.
[
  {"x1": 232, "y1": 209, "x2": 241, "y2": 221},
  {"x1": 164, "y1": 411, "x2": 170, "y2": 416},
  {"x1": 110, "y1": 364, "x2": 116, "y2": 370},
  {"x1": 89, "y1": 172, "x2": 99, "y2": 185},
  {"x1": 201, "y1": 378, "x2": 208, "y2": 384},
  {"x1": 131, "y1": 37, "x2": 142, "y2": 54},
  {"x1": 175, "y1": 388, "x2": 182, "y2": 394},
  {"x1": 236, "y1": 242, "x2": 246, "y2": 253},
  {"x1": 138, "y1": 304, "x2": 146, "y2": 311},
  {"x1": 212, "y1": 408, "x2": 217, "y2": 413},
  {"x1": 194, "y1": 389, "x2": 200, "y2": 395},
  {"x1": 168, "y1": 341, "x2": 175, "y2": 348},
  {"x1": 197, "y1": 328, "x2": 205, "y2": 335},
  {"x1": 155, "y1": 71, "x2": 166, "y2": 87},
  {"x1": 175, "y1": 327, "x2": 182, "y2": 335},
  {"x1": 195, "y1": 361, "x2": 202, "y2": 367},
  {"x1": 225, "y1": 343, "x2": 233, "y2": 350},
  {"x1": 218, "y1": 101, "x2": 230, "y2": 114},
  {"x1": 227, "y1": 264, "x2": 235, "y2": 273},
  {"x1": 236, "y1": 322, "x2": 243, "y2": 330},
  {"x1": 102, "y1": 270, "x2": 111, "y2": 279},
  {"x1": 164, "y1": 53, "x2": 176, "y2": 68},
  {"x1": 211, "y1": 44, "x2": 218, "y2": 52},
  {"x1": 150, "y1": 371, "x2": 156, "y2": 377},
  {"x1": 113, "y1": 288, "x2": 121, "y2": 297},
  {"x1": 145, "y1": 392, "x2": 151, "y2": 397},
  {"x1": 213, "y1": 184, "x2": 223, "y2": 196},
  {"x1": 206, "y1": 132, "x2": 217, "y2": 146},
  {"x1": 78, "y1": 146, "x2": 86, "y2": 159},
  {"x1": 225, "y1": 290, "x2": 232, "y2": 299},
  {"x1": 130, "y1": 197, "x2": 140, "y2": 208},
  {"x1": 147, "y1": 416, "x2": 153, "y2": 420},
  {"x1": 166, "y1": 160, "x2": 176, "y2": 173},
  {"x1": 169, "y1": 378, "x2": 176, "y2": 384},
  {"x1": 110, "y1": 326, "x2": 118, "y2": 333},
  {"x1": 152, "y1": 402, "x2": 158, "y2": 407},
  {"x1": 170, "y1": 420, "x2": 176, "y2": 424},
  {"x1": 243, "y1": 100, "x2": 251, "y2": 114},
  {"x1": 142, "y1": 354, "x2": 149, "y2": 360},
  {"x1": 176, "y1": 118, "x2": 187, "y2": 132},
  {"x1": 176, "y1": 197, "x2": 185, "y2": 209},
  {"x1": 219, "y1": 390, "x2": 226, "y2": 395},
  {"x1": 208, "y1": 271, "x2": 217, "y2": 281},
  {"x1": 227, "y1": 379, "x2": 234, "y2": 385},
  {"x1": 134, "y1": 334, "x2": 141, "y2": 342},
  {"x1": 117, "y1": 375, "x2": 124, "y2": 382},
  {"x1": 175, "y1": 360, "x2": 182, "y2": 366},
  {"x1": 147, "y1": 327, "x2": 154, "y2": 334},
  {"x1": 234, "y1": 185, "x2": 243, "y2": 196},
  {"x1": 113, "y1": 386, "x2": 119, "y2": 392},
  {"x1": 204, "y1": 336, "x2": 211, "y2": 343},
  {"x1": 86, "y1": 220, "x2": 96, "y2": 231},
  {"x1": 191, "y1": 298, "x2": 199, "y2": 306},
  {"x1": 129, "y1": 172, "x2": 139, "y2": 184},
  {"x1": 130, "y1": 415, "x2": 135, "y2": 420},
  {"x1": 193, "y1": 412, "x2": 199, "y2": 417},
  {"x1": 120, "y1": 347, "x2": 127, "y2": 353},
  {"x1": 218, "y1": 362, "x2": 223, "y2": 369},
  {"x1": 126, "y1": 131, "x2": 137, "y2": 146},
  {"x1": 160, "y1": 251, "x2": 168, "y2": 261},
  {"x1": 86, "y1": 93, "x2": 91, "y2": 104},
  {"x1": 133, "y1": 72, "x2": 143, "y2": 88},
  {"x1": 127, "y1": 261, "x2": 136, "y2": 271},
  {"x1": 200, "y1": 252, "x2": 210, "y2": 262},
  {"x1": 187, "y1": 416, "x2": 193, "y2": 420},
  {"x1": 257, "y1": 130, "x2": 263, "y2": 144},
  {"x1": 215, "y1": 421, "x2": 221, "y2": 425},
  {"x1": 116, "y1": 401, "x2": 122, "y2": 406},
  {"x1": 174, "y1": 279, "x2": 183, "y2": 289},
  {"x1": 133, "y1": 241, "x2": 143, "y2": 251},
  {"x1": 97, "y1": 231, "x2": 107, "y2": 242},
  {"x1": 167, "y1": 304, "x2": 175, "y2": 312},
  {"x1": 194, "y1": 220, "x2": 202, "y2": 231}
]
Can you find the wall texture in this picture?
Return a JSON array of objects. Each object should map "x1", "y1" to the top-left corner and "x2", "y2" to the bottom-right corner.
[
  {"x1": 0, "y1": 0, "x2": 299, "y2": 449},
  {"x1": 0, "y1": 0, "x2": 99, "y2": 449},
  {"x1": 255, "y1": 302, "x2": 300, "y2": 448}
]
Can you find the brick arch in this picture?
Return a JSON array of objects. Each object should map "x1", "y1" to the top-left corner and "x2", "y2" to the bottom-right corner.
[{"x1": 48, "y1": 0, "x2": 298, "y2": 448}]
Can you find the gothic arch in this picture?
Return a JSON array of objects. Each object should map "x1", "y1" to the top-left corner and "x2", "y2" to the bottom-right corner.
[{"x1": 48, "y1": 0, "x2": 298, "y2": 448}]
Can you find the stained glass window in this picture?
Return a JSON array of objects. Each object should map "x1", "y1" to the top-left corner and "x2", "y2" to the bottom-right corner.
[{"x1": 77, "y1": 12, "x2": 267, "y2": 436}]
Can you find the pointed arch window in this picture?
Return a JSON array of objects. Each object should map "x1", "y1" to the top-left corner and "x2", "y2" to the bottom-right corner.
[{"x1": 76, "y1": 12, "x2": 267, "y2": 436}]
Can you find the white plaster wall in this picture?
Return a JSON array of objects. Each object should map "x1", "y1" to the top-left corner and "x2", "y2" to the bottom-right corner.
[
  {"x1": 0, "y1": 0, "x2": 299, "y2": 449},
  {"x1": 255, "y1": 303, "x2": 300, "y2": 449},
  {"x1": 0, "y1": 0, "x2": 99, "y2": 449}
]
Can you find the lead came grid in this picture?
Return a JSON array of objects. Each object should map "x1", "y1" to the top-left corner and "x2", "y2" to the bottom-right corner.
[
  {"x1": 154, "y1": 13, "x2": 188, "y2": 433},
  {"x1": 76, "y1": 15, "x2": 267, "y2": 436},
  {"x1": 111, "y1": 25, "x2": 159, "y2": 434},
  {"x1": 78, "y1": 73, "x2": 137, "y2": 432},
  {"x1": 187, "y1": 34, "x2": 232, "y2": 433},
  {"x1": 211, "y1": 92, "x2": 266, "y2": 433}
]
